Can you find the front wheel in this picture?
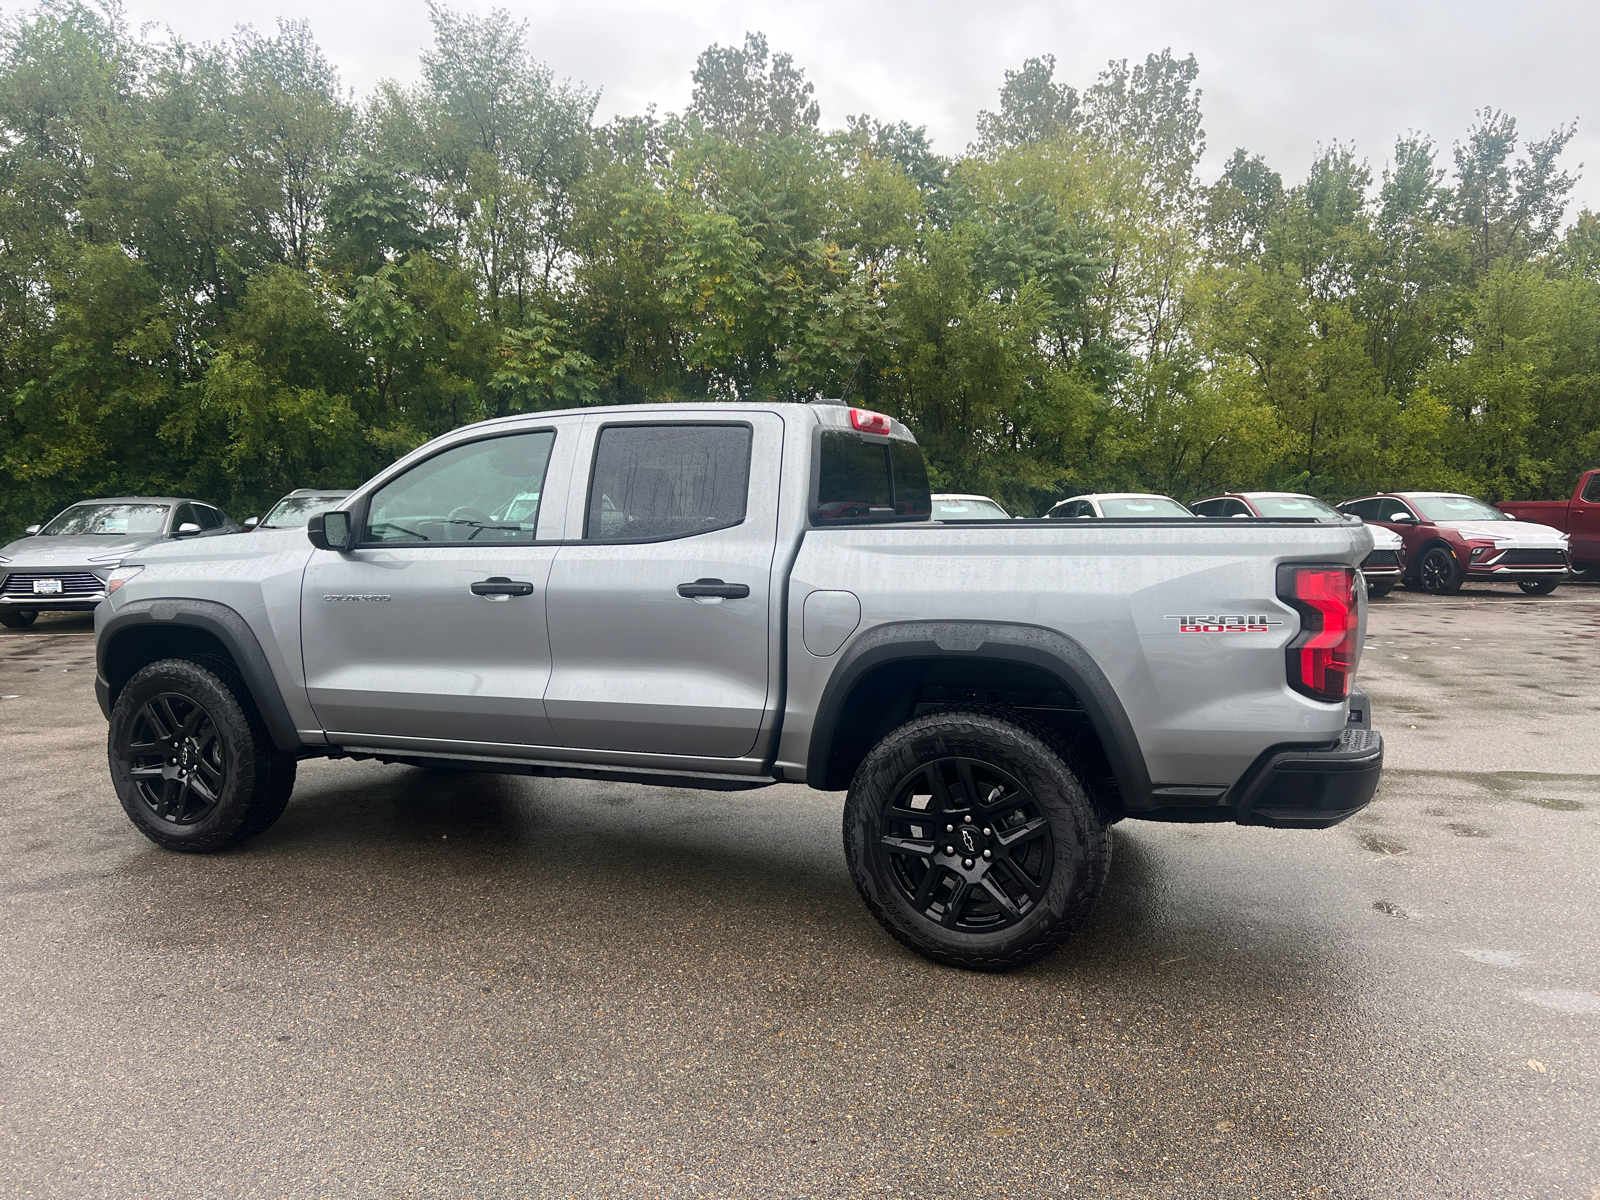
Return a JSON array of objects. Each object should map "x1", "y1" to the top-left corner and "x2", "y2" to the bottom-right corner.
[
  {"x1": 1366, "y1": 581, "x2": 1395, "y2": 599},
  {"x1": 108, "y1": 657, "x2": 296, "y2": 853},
  {"x1": 843, "y1": 707, "x2": 1111, "y2": 972},
  {"x1": 1518, "y1": 579, "x2": 1559, "y2": 595},
  {"x1": 1413, "y1": 546, "x2": 1463, "y2": 595},
  {"x1": 0, "y1": 609, "x2": 38, "y2": 628}
]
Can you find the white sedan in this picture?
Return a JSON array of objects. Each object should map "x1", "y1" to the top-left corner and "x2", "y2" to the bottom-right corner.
[
  {"x1": 931, "y1": 493, "x2": 1013, "y2": 520},
  {"x1": 1045, "y1": 493, "x2": 1196, "y2": 519}
]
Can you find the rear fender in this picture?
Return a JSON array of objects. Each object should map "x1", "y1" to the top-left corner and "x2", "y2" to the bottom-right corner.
[{"x1": 806, "y1": 620, "x2": 1153, "y2": 808}]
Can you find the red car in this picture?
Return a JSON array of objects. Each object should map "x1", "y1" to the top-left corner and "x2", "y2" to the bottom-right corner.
[
  {"x1": 1336, "y1": 492, "x2": 1570, "y2": 595},
  {"x1": 1497, "y1": 468, "x2": 1600, "y2": 577}
]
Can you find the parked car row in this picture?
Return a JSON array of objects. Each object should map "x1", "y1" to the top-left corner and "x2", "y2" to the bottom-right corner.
[
  {"x1": 0, "y1": 489, "x2": 350, "y2": 627},
  {"x1": 933, "y1": 482, "x2": 1580, "y2": 597}
]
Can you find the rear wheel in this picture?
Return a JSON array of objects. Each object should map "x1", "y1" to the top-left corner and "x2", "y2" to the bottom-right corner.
[
  {"x1": 108, "y1": 657, "x2": 296, "y2": 853},
  {"x1": 0, "y1": 609, "x2": 38, "y2": 628},
  {"x1": 1414, "y1": 546, "x2": 1463, "y2": 595},
  {"x1": 1366, "y1": 581, "x2": 1395, "y2": 599},
  {"x1": 843, "y1": 707, "x2": 1110, "y2": 972},
  {"x1": 1518, "y1": 579, "x2": 1559, "y2": 595}
]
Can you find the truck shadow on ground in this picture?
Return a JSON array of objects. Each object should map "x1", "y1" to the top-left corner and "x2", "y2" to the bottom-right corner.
[{"x1": 157, "y1": 758, "x2": 1368, "y2": 1002}]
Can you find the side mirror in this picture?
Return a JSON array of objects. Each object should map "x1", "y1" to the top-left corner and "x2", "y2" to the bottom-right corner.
[
  {"x1": 243, "y1": 516, "x2": 259, "y2": 529},
  {"x1": 174, "y1": 522, "x2": 202, "y2": 537},
  {"x1": 1231, "y1": 512, "x2": 1249, "y2": 519},
  {"x1": 1388, "y1": 512, "x2": 1415, "y2": 524},
  {"x1": 1504, "y1": 513, "x2": 1517, "y2": 520},
  {"x1": 307, "y1": 511, "x2": 352, "y2": 551},
  {"x1": 24, "y1": 525, "x2": 40, "y2": 536}
]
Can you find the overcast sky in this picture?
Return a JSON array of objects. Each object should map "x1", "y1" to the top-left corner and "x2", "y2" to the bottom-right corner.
[{"x1": 112, "y1": 0, "x2": 1597, "y2": 212}]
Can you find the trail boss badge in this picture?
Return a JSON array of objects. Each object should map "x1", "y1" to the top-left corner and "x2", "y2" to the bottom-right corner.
[{"x1": 1165, "y1": 614, "x2": 1284, "y2": 633}]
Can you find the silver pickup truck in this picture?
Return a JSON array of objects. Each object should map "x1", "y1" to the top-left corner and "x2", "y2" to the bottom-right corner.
[{"x1": 93, "y1": 402, "x2": 1383, "y2": 970}]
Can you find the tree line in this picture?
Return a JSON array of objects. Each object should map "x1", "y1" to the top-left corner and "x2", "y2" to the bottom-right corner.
[{"x1": 2, "y1": 1, "x2": 1597, "y2": 535}]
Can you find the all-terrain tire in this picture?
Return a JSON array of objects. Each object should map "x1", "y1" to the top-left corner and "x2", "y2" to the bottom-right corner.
[
  {"x1": 843, "y1": 706, "x2": 1111, "y2": 972},
  {"x1": 108, "y1": 656, "x2": 297, "y2": 853},
  {"x1": 0, "y1": 609, "x2": 38, "y2": 628}
]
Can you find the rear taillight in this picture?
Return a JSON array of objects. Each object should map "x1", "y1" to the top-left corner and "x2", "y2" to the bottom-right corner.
[
  {"x1": 849, "y1": 408, "x2": 893, "y2": 435},
  {"x1": 1277, "y1": 565, "x2": 1357, "y2": 702}
]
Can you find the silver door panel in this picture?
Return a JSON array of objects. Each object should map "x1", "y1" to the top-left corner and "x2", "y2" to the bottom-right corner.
[
  {"x1": 544, "y1": 412, "x2": 783, "y2": 758},
  {"x1": 303, "y1": 546, "x2": 559, "y2": 745}
]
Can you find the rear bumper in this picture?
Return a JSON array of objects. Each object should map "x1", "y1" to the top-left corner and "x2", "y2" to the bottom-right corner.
[{"x1": 1231, "y1": 727, "x2": 1384, "y2": 828}]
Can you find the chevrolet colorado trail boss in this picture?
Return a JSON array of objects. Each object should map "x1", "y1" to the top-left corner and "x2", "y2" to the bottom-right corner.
[{"x1": 94, "y1": 402, "x2": 1384, "y2": 970}]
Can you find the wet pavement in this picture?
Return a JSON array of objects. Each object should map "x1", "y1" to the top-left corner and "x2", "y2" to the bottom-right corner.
[{"x1": 0, "y1": 586, "x2": 1596, "y2": 1199}]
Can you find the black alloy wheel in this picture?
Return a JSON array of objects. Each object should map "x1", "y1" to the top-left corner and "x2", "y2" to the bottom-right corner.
[
  {"x1": 878, "y1": 755, "x2": 1054, "y2": 934},
  {"x1": 0, "y1": 609, "x2": 38, "y2": 628},
  {"x1": 1415, "y1": 546, "x2": 1463, "y2": 595},
  {"x1": 844, "y1": 707, "x2": 1110, "y2": 971},
  {"x1": 109, "y1": 657, "x2": 296, "y2": 853},
  {"x1": 1518, "y1": 579, "x2": 1560, "y2": 595},
  {"x1": 126, "y1": 692, "x2": 228, "y2": 826}
]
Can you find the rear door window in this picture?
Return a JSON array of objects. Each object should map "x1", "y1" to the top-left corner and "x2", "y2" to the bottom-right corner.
[{"x1": 585, "y1": 424, "x2": 752, "y2": 542}]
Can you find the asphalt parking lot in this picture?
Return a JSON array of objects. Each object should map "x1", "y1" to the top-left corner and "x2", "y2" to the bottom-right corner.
[{"x1": 1, "y1": 585, "x2": 1597, "y2": 1199}]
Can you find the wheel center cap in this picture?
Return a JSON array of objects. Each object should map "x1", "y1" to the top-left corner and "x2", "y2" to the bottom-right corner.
[{"x1": 957, "y1": 826, "x2": 984, "y2": 856}]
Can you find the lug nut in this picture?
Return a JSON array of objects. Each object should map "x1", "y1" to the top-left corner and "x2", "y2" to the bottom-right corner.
[
  {"x1": 945, "y1": 845, "x2": 955, "y2": 856},
  {"x1": 963, "y1": 858, "x2": 974, "y2": 869},
  {"x1": 963, "y1": 815, "x2": 973, "y2": 824},
  {"x1": 946, "y1": 824, "x2": 954, "y2": 833},
  {"x1": 983, "y1": 849, "x2": 992, "y2": 860},
  {"x1": 982, "y1": 827, "x2": 992, "y2": 836}
]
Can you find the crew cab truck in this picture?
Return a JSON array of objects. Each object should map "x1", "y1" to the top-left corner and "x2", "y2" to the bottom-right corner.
[
  {"x1": 1497, "y1": 469, "x2": 1600, "y2": 577},
  {"x1": 94, "y1": 402, "x2": 1384, "y2": 971}
]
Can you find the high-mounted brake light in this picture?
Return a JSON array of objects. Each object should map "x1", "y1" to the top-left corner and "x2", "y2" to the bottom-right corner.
[
  {"x1": 849, "y1": 408, "x2": 893, "y2": 435},
  {"x1": 1277, "y1": 565, "x2": 1357, "y2": 702}
]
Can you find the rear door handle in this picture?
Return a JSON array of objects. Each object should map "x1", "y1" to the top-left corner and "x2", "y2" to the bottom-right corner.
[
  {"x1": 471, "y1": 576, "x2": 535, "y2": 597},
  {"x1": 677, "y1": 578, "x2": 751, "y2": 599}
]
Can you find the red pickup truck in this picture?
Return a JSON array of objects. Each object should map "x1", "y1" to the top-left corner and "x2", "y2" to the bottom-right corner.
[{"x1": 1498, "y1": 469, "x2": 1600, "y2": 576}]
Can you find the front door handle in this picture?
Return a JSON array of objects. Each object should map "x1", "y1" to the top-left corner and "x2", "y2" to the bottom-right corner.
[
  {"x1": 471, "y1": 576, "x2": 535, "y2": 597},
  {"x1": 677, "y1": 578, "x2": 751, "y2": 599}
]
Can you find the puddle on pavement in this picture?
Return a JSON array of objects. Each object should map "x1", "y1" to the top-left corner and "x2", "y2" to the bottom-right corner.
[
  {"x1": 1360, "y1": 832, "x2": 1409, "y2": 855},
  {"x1": 1459, "y1": 948, "x2": 1525, "y2": 968},
  {"x1": 1519, "y1": 989, "x2": 1600, "y2": 1015},
  {"x1": 1519, "y1": 797, "x2": 1584, "y2": 811},
  {"x1": 1371, "y1": 899, "x2": 1407, "y2": 918},
  {"x1": 1446, "y1": 823, "x2": 1490, "y2": 837}
]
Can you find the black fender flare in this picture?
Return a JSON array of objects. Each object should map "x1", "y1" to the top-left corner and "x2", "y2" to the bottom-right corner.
[
  {"x1": 806, "y1": 619, "x2": 1153, "y2": 806},
  {"x1": 96, "y1": 598, "x2": 304, "y2": 753}
]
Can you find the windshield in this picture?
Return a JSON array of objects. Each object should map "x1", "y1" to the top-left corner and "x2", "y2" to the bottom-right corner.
[
  {"x1": 934, "y1": 497, "x2": 1010, "y2": 520},
  {"x1": 1411, "y1": 495, "x2": 1507, "y2": 522},
  {"x1": 261, "y1": 494, "x2": 349, "y2": 529},
  {"x1": 40, "y1": 502, "x2": 169, "y2": 536},
  {"x1": 1249, "y1": 494, "x2": 1342, "y2": 520},
  {"x1": 1099, "y1": 496, "x2": 1194, "y2": 518}
]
